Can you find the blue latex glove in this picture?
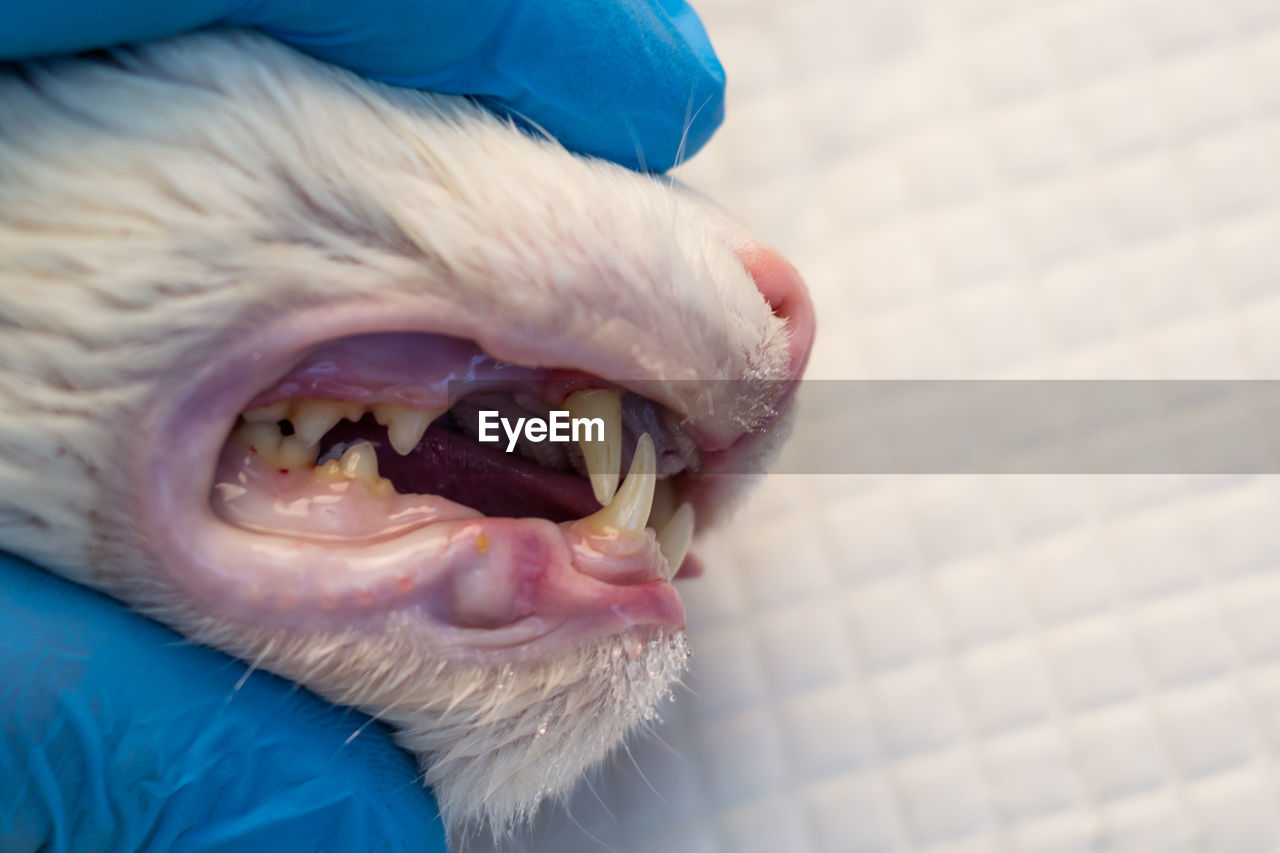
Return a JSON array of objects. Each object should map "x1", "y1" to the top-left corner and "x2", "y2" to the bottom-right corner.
[
  {"x1": 1, "y1": 0, "x2": 725, "y2": 172},
  {"x1": 0, "y1": 554, "x2": 447, "y2": 853}
]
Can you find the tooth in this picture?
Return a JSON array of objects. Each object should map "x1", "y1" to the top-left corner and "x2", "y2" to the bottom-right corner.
[
  {"x1": 289, "y1": 399, "x2": 348, "y2": 446},
  {"x1": 234, "y1": 420, "x2": 282, "y2": 456},
  {"x1": 565, "y1": 388, "x2": 622, "y2": 505},
  {"x1": 373, "y1": 403, "x2": 445, "y2": 456},
  {"x1": 314, "y1": 452, "x2": 392, "y2": 496},
  {"x1": 276, "y1": 436, "x2": 319, "y2": 469},
  {"x1": 370, "y1": 403, "x2": 400, "y2": 425},
  {"x1": 340, "y1": 441, "x2": 381, "y2": 484},
  {"x1": 583, "y1": 433, "x2": 655, "y2": 535},
  {"x1": 648, "y1": 477, "x2": 678, "y2": 532},
  {"x1": 656, "y1": 503, "x2": 694, "y2": 580},
  {"x1": 386, "y1": 411, "x2": 432, "y2": 456},
  {"x1": 233, "y1": 418, "x2": 317, "y2": 470},
  {"x1": 242, "y1": 402, "x2": 289, "y2": 423},
  {"x1": 315, "y1": 458, "x2": 344, "y2": 481}
]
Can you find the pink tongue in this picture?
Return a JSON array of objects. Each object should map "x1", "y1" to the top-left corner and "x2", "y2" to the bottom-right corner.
[{"x1": 321, "y1": 418, "x2": 602, "y2": 522}]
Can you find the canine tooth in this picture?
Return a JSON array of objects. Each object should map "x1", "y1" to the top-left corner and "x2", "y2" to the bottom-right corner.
[
  {"x1": 289, "y1": 399, "x2": 348, "y2": 446},
  {"x1": 583, "y1": 433, "x2": 655, "y2": 535},
  {"x1": 374, "y1": 404, "x2": 445, "y2": 456},
  {"x1": 565, "y1": 388, "x2": 622, "y2": 505},
  {"x1": 242, "y1": 402, "x2": 289, "y2": 423},
  {"x1": 656, "y1": 503, "x2": 694, "y2": 580},
  {"x1": 648, "y1": 477, "x2": 678, "y2": 531}
]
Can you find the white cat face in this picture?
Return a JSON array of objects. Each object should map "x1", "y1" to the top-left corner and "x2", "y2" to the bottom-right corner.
[{"x1": 0, "y1": 30, "x2": 813, "y2": 836}]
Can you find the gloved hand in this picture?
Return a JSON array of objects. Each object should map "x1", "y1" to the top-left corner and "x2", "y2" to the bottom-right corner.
[
  {"x1": 0, "y1": 554, "x2": 447, "y2": 853},
  {"x1": 1, "y1": 0, "x2": 726, "y2": 172}
]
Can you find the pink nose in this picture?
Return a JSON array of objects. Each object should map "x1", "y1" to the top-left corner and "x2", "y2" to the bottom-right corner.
[{"x1": 737, "y1": 245, "x2": 816, "y2": 380}]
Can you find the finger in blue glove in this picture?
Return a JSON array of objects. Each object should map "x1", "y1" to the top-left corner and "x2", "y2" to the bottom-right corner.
[
  {"x1": 0, "y1": 554, "x2": 447, "y2": 853},
  {"x1": 2, "y1": 0, "x2": 725, "y2": 172}
]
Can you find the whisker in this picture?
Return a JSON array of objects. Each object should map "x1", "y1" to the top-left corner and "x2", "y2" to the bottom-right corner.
[
  {"x1": 646, "y1": 727, "x2": 686, "y2": 762},
  {"x1": 582, "y1": 771, "x2": 617, "y2": 823},
  {"x1": 560, "y1": 800, "x2": 617, "y2": 853},
  {"x1": 621, "y1": 739, "x2": 666, "y2": 804},
  {"x1": 621, "y1": 114, "x2": 648, "y2": 174},
  {"x1": 673, "y1": 86, "x2": 718, "y2": 175}
]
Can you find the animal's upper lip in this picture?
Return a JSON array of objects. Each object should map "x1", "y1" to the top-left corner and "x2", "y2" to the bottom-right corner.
[{"x1": 140, "y1": 290, "x2": 788, "y2": 512}]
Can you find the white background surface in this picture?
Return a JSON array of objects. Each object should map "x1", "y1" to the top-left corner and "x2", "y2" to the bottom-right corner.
[{"x1": 490, "y1": 1, "x2": 1280, "y2": 850}]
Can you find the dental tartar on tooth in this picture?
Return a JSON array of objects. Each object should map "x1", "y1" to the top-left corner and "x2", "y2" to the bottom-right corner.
[{"x1": 476, "y1": 409, "x2": 604, "y2": 453}]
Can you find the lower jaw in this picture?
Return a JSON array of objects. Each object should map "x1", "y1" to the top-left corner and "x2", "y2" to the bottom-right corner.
[
  {"x1": 177, "y1": 512, "x2": 684, "y2": 647},
  {"x1": 147, "y1": 448, "x2": 688, "y2": 656}
]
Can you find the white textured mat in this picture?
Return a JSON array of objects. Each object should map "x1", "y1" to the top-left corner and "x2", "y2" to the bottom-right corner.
[{"x1": 480, "y1": 1, "x2": 1280, "y2": 850}]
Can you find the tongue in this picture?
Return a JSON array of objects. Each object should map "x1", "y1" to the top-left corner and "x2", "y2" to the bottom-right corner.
[{"x1": 320, "y1": 417, "x2": 602, "y2": 522}]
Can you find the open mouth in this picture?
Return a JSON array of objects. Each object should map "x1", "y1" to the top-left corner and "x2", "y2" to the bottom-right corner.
[
  {"x1": 143, "y1": 327, "x2": 780, "y2": 655},
  {"x1": 211, "y1": 332, "x2": 701, "y2": 580},
  {"x1": 137, "y1": 245, "x2": 813, "y2": 657}
]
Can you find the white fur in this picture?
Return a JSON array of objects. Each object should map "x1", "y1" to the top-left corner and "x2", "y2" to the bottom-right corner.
[{"x1": 0, "y1": 31, "x2": 788, "y2": 837}]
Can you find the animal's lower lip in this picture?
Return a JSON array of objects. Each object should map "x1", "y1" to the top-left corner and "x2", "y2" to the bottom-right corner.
[
  {"x1": 155, "y1": 508, "x2": 688, "y2": 650},
  {"x1": 135, "y1": 305, "x2": 787, "y2": 652}
]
